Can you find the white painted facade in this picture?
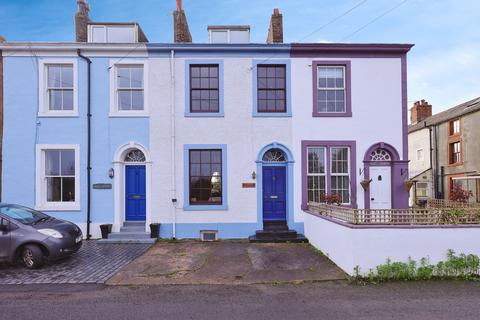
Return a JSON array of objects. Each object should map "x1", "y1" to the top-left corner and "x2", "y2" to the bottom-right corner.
[
  {"x1": 305, "y1": 212, "x2": 480, "y2": 276},
  {"x1": 408, "y1": 127, "x2": 433, "y2": 203},
  {"x1": 149, "y1": 56, "x2": 293, "y2": 227}
]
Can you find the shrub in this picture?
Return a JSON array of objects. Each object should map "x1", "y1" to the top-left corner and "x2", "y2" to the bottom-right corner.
[
  {"x1": 356, "y1": 250, "x2": 480, "y2": 283},
  {"x1": 321, "y1": 194, "x2": 342, "y2": 205},
  {"x1": 449, "y1": 184, "x2": 473, "y2": 203}
]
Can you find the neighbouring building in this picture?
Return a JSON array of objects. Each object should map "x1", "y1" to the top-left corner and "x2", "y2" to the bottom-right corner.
[
  {"x1": 0, "y1": 0, "x2": 412, "y2": 240},
  {"x1": 409, "y1": 97, "x2": 480, "y2": 205}
]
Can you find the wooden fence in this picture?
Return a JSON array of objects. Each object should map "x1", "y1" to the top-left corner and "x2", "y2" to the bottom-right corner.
[
  {"x1": 308, "y1": 202, "x2": 480, "y2": 225},
  {"x1": 426, "y1": 198, "x2": 480, "y2": 209}
]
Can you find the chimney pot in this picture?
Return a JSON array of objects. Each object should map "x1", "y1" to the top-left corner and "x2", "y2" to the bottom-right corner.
[
  {"x1": 173, "y1": 1, "x2": 192, "y2": 43},
  {"x1": 75, "y1": 0, "x2": 91, "y2": 42},
  {"x1": 410, "y1": 99, "x2": 432, "y2": 124}
]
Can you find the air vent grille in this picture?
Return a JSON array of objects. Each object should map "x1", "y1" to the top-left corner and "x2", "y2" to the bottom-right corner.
[{"x1": 200, "y1": 230, "x2": 218, "y2": 242}]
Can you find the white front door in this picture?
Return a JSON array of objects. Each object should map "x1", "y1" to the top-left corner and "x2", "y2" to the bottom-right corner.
[{"x1": 369, "y1": 166, "x2": 392, "y2": 209}]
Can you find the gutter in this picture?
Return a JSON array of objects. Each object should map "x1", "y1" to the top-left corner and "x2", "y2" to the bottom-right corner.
[
  {"x1": 77, "y1": 49, "x2": 92, "y2": 240},
  {"x1": 170, "y1": 49, "x2": 177, "y2": 239}
]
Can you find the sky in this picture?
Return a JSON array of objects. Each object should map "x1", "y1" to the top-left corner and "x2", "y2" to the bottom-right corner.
[{"x1": 0, "y1": 0, "x2": 479, "y2": 114}]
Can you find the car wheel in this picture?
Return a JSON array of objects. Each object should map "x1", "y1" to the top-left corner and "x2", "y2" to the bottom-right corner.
[{"x1": 21, "y1": 245, "x2": 44, "y2": 269}]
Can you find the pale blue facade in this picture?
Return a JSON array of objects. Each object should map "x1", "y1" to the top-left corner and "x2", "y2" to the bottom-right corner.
[{"x1": 2, "y1": 55, "x2": 148, "y2": 229}]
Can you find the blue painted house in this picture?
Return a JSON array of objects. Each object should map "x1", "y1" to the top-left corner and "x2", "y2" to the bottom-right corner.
[{"x1": 0, "y1": 0, "x2": 412, "y2": 241}]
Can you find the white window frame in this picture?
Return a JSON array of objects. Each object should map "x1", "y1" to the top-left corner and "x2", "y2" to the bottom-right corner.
[
  {"x1": 416, "y1": 182, "x2": 428, "y2": 197},
  {"x1": 88, "y1": 25, "x2": 139, "y2": 43},
  {"x1": 317, "y1": 65, "x2": 346, "y2": 114},
  {"x1": 330, "y1": 147, "x2": 351, "y2": 205},
  {"x1": 307, "y1": 147, "x2": 327, "y2": 203},
  {"x1": 35, "y1": 144, "x2": 80, "y2": 211},
  {"x1": 109, "y1": 59, "x2": 149, "y2": 117},
  {"x1": 38, "y1": 59, "x2": 78, "y2": 117}
]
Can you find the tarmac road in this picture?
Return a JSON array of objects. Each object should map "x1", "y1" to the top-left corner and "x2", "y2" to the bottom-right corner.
[{"x1": 1, "y1": 281, "x2": 480, "y2": 320}]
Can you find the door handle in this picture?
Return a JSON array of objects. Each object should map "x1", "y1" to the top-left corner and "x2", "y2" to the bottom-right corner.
[
  {"x1": 371, "y1": 198, "x2": 375, "y2": 201},
  {"x1": 132, "y1": 195, "x2": 142, "y2": 199},
  {"x1": 270, "y1": 195, "x2": 278, "y2": 199}
]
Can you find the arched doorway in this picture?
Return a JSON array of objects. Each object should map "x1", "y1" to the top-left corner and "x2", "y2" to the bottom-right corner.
[
  {"x1": 262, "y1": 148, "x2": 288, "y2": 222},
  {"x1": 367, "y1": 148, "x2": 393, "y2": 209},
  {"x1": 256, "y1": 143, "x2": 295, "y2": 228},
  {"x1": 363, "y1": 142, "x2": 406, "y2": 209},
  {"x1": 113, "y1": 142, "x2": 152, "y2": 231},
  {"x1": 123, "y1": 149, "x2": 147, "y2": 221}
]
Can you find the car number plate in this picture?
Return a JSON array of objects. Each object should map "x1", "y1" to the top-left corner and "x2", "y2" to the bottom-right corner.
[{"x1": 75, "y1": 235, "x2": 82, "y2": 243}]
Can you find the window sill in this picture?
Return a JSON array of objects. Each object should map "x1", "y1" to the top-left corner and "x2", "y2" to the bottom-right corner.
[
  {"x1": 183, "y1": 204, "x2": 229, "y2": 211},
  {"x1": 109, "y1": 112, "x2": 149, "y2": 118},
  {"x1": 448, "y1": 162, "x2": 463, "y2": 167},
  {"x1": 38, "y1": 112, "x2": 79, "y2": 118},
  {"x1": 35, "y1": 204, "x2": 81, "y2": 212},
  {"x1": 252, "y1": 112, "x2": 292, "y2": 118},
  {"x1": 184, "y1": 112, "x2": 224, "y2": 118},
  {"x1": 312, "y1": 112, "x2": 352, "y2": 118}
]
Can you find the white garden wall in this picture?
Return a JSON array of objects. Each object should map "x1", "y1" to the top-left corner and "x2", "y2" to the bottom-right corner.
[{"x1": 305, "y1": 211, "x2": 480, "y2": 276}]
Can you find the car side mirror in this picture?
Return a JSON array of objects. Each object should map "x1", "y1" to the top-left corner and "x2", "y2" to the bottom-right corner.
[{"x1": 0, "y1": 224, "x2": 8, "y2": 232}]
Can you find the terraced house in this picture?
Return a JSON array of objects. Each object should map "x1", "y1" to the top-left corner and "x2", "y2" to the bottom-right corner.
[
  {"x1": 0, "y1": 0, "x2": 412, "y2": 242},
  {"x1": 409, "y1": 97, "x2": 480, "y2": 205}
]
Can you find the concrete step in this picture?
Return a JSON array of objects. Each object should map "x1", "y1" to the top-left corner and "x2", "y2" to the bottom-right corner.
[
  {"x1": 249, "y1": 234, "x2": 309, "y2": 243},
  {"x1": 120, "y1": 226, "x2": 146, "y2": 233},
  {"x1": 123, "y1": 221, "x2": 146, "y2": 227},
  {"x1": 108, "y1": 232, "x2": 151, "y2": 240},
  {"x1": 98, "y1": 238, "x2": 156, "y2": 244},
  {"x1": 263, "y1": 221, "x2": 289, "y2": 231},
  {"x1": 254, "y1": 229, "x2": 299, "y2": 240}
]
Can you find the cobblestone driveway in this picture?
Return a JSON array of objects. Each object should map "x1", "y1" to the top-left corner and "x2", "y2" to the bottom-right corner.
[{"x1": 0, "y1": 241, "x2": 152, "y2": 284}]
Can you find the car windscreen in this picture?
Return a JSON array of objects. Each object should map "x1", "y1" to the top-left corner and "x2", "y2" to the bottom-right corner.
[{"x1": 0, "y1": 205, "x2": 49, "y2": 225}]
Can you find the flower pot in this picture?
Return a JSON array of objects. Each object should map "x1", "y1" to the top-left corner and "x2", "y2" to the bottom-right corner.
[
  {"x1": 360, "y1": 179, "x2": 372, "y2": 191},
  {"x1": 404, "y1": 180, "x2": 414, "y2": 192},
  {"x1": 150, "y1": 223, "x2": 161, "y2": 239},
  {"x1": 100, "y1": 224, "x2": 112, "y2": 239}
]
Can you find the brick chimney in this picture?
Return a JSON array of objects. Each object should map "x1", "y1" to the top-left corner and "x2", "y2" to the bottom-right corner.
[
  {"x1": 75, "y1": 0, "x2": 91, "y2": 42},
  {"x1": 267, "y1": 8, "x2": 283, "y2": 44},
  {"x1": 173, "y1": 0, "x2": 192, "y2": 43},
  {"x1": 410, "y1": 100, "x2": 432, "y2": 124}
]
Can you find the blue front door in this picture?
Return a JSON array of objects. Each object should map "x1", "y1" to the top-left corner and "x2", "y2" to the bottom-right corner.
[
  {"x1": 262, "y1": 166, "x2": 287, "y2": 221},
  {"x1": 125, "y1": 165, "x2": 146, "y2": 221}
]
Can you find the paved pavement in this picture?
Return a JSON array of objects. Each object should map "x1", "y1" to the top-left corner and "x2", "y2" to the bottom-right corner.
[
  {"x1": 108, "y1": 240, "x2": 346, "y2": 285},
  {"x1": 1, "y1": 281, "x2": 480, "y2": 319},
  {"x1": 0, "y1": 241, "x2": 152, "y2": 284}
]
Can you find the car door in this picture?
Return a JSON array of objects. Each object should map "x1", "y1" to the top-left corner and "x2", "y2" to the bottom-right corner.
[{"x1": 0, "y1": 217, "x2": 11, "y2": 259}]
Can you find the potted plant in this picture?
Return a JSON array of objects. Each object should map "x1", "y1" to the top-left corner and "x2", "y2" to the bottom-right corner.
[
  {"x1": 150, "y1": 223, "x2": 161, "y2": 239},
  {"x1": 360, "y1": 179, "x2": 372, "y2": 190},
  {"x1": 403, "y1": 180, "x2": 414, "y2": 192},
  {"x1": 99, "y1": 224, "x2": 112, "y2": 239}
]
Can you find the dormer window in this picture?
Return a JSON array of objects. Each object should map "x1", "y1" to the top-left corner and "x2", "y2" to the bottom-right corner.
[
  {"x1": 208, "y1": 26, "x2": 250, "y2": 44},
  {"x1": 87, "y1": 23, "x2": 148, "y2": 43}
]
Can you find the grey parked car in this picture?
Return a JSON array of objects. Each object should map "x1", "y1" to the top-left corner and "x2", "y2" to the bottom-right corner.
[{"x1": 0, "y1": 204, "x2": 82, "y2": 269}]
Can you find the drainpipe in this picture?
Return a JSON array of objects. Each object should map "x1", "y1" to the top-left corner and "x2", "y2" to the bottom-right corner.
[
  {"x1": 170, "y1": 49, "x2": 177, "y2": 239},
  {"x1": 77, "y1": 49, "x2": 92, "y2": 240},
  {"x1": 433, "y1": 124, "x2": 439, "y2": 199}
]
